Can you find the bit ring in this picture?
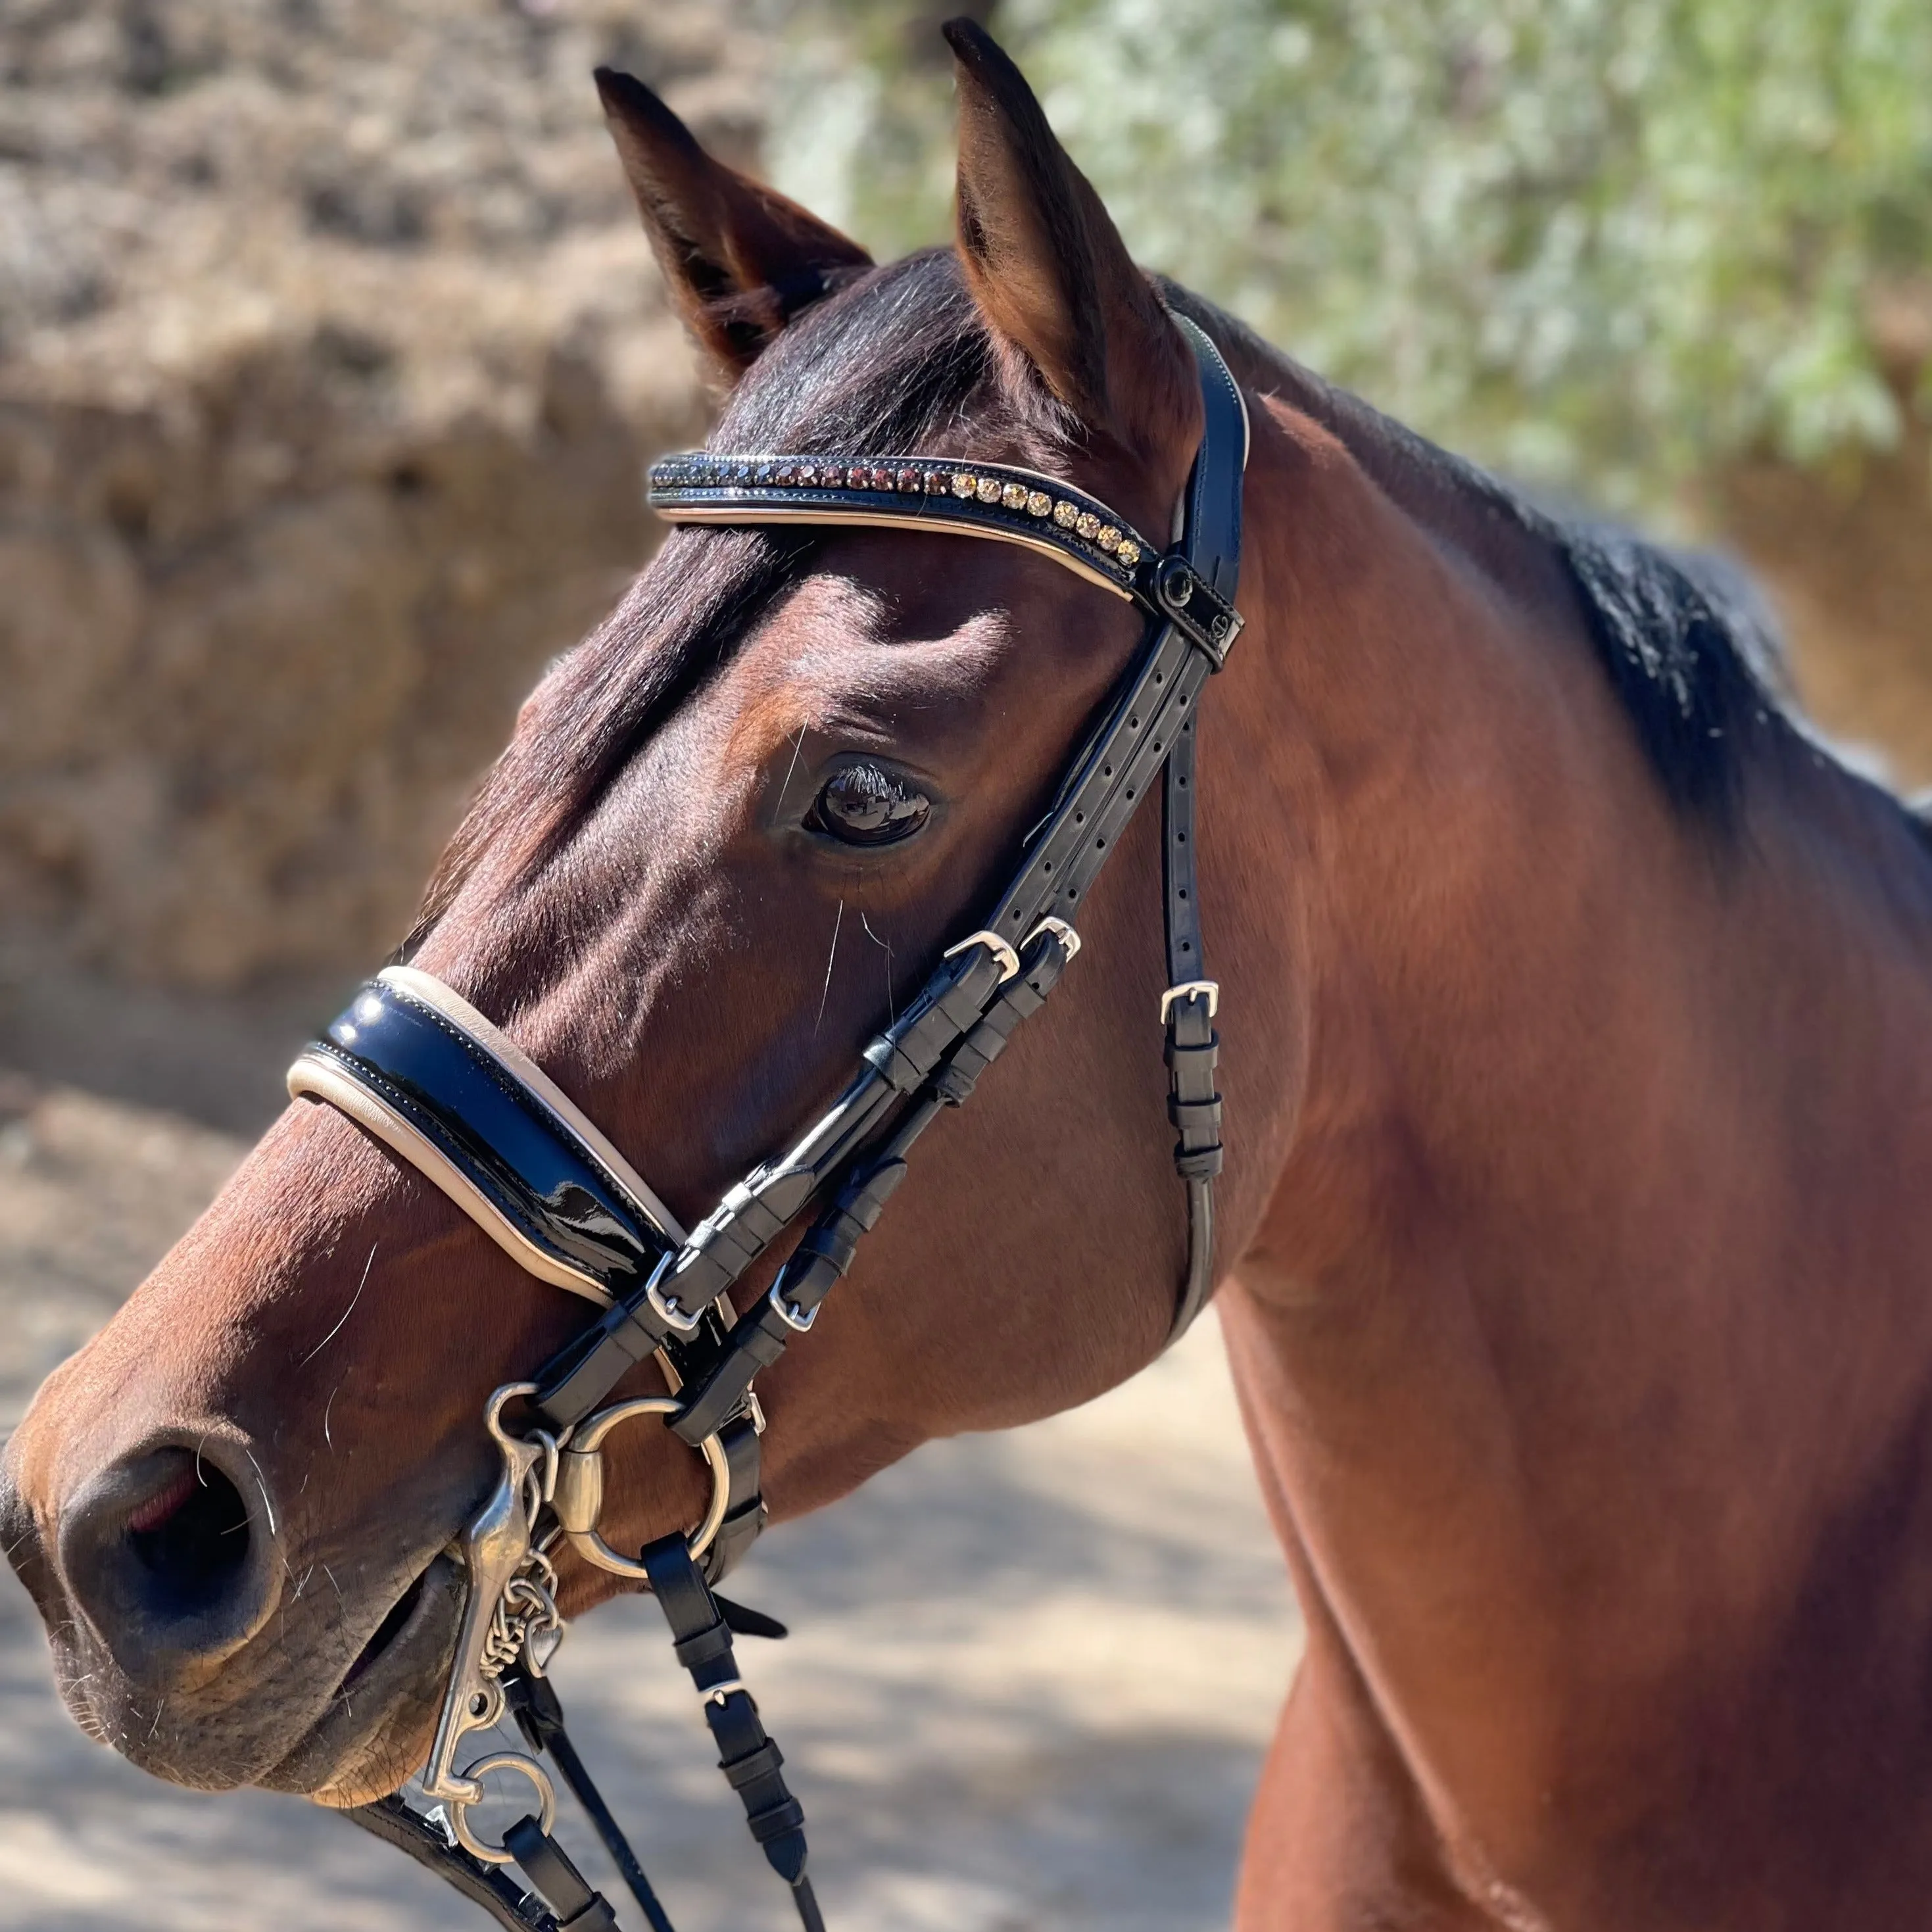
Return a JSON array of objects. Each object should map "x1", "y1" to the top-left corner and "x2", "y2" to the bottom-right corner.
[
  {"x1": 550, "y1": 1395, "x2": 732, "y2": 1581},
  {"x1": 448, "y1": 1752, "x2": 557, "y2": 1864}
]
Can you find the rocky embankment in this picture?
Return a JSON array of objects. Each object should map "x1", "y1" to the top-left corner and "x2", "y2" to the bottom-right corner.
[{"x1": 0, "y1": 0, "x2": 752, "y2": 992}]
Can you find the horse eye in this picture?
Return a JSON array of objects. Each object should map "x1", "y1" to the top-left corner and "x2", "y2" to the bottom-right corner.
[{"x1": 807, "y1": 764, "x2": 932, "y2": 847}]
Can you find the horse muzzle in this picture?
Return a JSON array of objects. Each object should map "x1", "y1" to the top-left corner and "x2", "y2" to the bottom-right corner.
[{"x1": 1, "y1": 1403, "x2": 460, "y2": 1799}]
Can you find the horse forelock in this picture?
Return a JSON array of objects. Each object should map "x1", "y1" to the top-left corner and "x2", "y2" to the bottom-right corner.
[{"x1": 407, "y1": 249, "x2": 1081, "y2": 959}]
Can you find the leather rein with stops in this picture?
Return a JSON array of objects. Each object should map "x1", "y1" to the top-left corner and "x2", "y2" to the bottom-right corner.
[{"x1": 286, "y1": 316, "x2": 1247, "y2": 1932}]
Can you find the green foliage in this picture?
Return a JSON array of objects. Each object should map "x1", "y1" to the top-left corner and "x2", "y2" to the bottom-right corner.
[{"x1": 765, "y1": 0, "x2": 1932, "y2": 504}]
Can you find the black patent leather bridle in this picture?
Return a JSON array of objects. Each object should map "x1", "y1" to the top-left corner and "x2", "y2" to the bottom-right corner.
[{"x1": 288, "y1": 316, "x2": 1247, "y2": 1932}]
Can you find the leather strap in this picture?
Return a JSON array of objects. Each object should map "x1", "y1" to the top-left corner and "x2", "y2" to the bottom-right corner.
[
  {"x1": 503, "y1": 1817, "x2": 621, "y2": 1932},
  {"x1": 345, "y1": 1796, "x2": 558, "y2": 1932},
  {"x1": 642, "y1": 1536, "x2": 825, "y2": 1932},
  {"x1": 1160, "y1": 314, "x2": 1244, "y2": 1338},
  {"x1": 506, "y1": 1672, "x2": 676, "y2": 1932},
  {"x1": 291, "y1": 977, "x2": 677, "y2": 1303}
]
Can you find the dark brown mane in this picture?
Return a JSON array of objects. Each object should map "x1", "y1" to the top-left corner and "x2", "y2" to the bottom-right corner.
[{"x1": 1157, "y1": 281, "x2": 1802, "y2": 825}]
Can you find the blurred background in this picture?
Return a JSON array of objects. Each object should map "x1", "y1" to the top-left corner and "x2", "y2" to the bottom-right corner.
[
  {"x1": 1, "y1": 0, "x2": 1929, "y2": 1923},
  {"x1": 5, "y1": 0, "x2": 1932, "y2": 1092}
]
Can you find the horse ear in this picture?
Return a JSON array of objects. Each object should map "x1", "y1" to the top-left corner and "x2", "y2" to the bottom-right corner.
[
  {"x1": 943, "y1": 20, "x2": 1196, "y2": 469},
  {"x1": 595, "y1": 68, "x2": 874, "y2": 381}
]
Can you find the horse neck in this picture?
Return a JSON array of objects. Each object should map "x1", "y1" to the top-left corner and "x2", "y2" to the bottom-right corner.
[{"x1": 1202, "y1": 362, "x2": 1932, "y2": 1885}]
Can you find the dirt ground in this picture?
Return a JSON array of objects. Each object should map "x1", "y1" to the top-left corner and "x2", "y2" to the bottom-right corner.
[{"x1": 0, "y1": 1021, "x2": 1297, "y2": 1932}]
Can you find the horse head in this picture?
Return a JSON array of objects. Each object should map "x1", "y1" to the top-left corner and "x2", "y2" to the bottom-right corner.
[{"x1": 0, "y1": 23, "x2": 1291, "y2": 1811}]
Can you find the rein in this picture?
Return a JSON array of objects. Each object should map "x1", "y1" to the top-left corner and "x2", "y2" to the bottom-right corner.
[{"x1": 287, "y1": 316, "x2": 1247, "y2": 1931}]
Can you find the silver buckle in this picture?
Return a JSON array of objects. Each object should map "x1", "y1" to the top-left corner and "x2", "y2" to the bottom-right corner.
[
  {"x1": 1023, "y1": 914, "x2": 1082, "y2": 961},
  {"x1": 942, "y1": 929, "x2": 1022, "y2": 982},
  {"x1": 1160, "y1": 979, "x2": 1219, "y2": 1024},
  {"x1": 769, "y1": 1280, "x2": 820, "y2": 1333},
  {"x1": 643, "y1": 1251, "x2": 704, "y2": 1335}
]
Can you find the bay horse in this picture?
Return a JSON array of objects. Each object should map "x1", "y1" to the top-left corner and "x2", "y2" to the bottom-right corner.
[{"x1": 9, "y1": 18, "x2": 1932, "y2": 1929}]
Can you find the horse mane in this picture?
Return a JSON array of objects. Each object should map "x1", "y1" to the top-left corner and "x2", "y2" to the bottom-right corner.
[
  {"x1": 414, "y1": 247, "x2": 1892, "y2": 950},
  {"x1": 1154, "y1": 281, "x2": 1807, "y2": 825},
  {"x1": 408, "y1": 251, "x2": 1031, "y2": 946}
]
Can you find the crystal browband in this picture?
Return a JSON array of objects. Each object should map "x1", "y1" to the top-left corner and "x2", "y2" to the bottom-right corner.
[{"x1": 646, "y1": 452, "x2": 1242, "y2": 662}]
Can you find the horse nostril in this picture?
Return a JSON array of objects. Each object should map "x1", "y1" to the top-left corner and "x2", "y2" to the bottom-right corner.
[
  {"x1": 60, "y1": 1443, "x2": 278, "y2": 1685},
  {"x1": 124, "y1": 1455, "x2": 251, "y2": 1618}
]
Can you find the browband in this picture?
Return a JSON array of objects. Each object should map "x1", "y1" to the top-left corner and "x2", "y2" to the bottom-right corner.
[{"x1": 646, "y1": 451, "x2": 1242, "y2": 664}]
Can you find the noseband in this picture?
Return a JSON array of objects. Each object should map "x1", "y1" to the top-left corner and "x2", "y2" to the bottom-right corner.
[{"x1": 288, "y1": 316, "x2": 1247, "y2": 1932}]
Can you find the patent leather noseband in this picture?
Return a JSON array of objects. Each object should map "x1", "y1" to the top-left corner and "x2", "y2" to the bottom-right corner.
[{"x1": 290, "y1": 315, "x2": 1247, "y2": 1932}]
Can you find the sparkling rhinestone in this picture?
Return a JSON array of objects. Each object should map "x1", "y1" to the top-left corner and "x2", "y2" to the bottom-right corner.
[
  {"x1": 975, "y1": 476, "x2": 1002, "y2": 504},
  {"x1": 1053, "y1": 500, "x2": 1079, "y2": 528},
  {"x1": 844, "y1": 466, "x2": 867, "y2": 489},
  {"x1": 1115, "y1": 539, "x2": 1142, "y2": 568},
  {"x1": 794, "y1": 464, "x2": 815, "y2": 485},
  {"x1": 897, "y1": 468, "x2": 921, "y2": 492},
  {"x1": 925, "y1": 471, "x2": 948, "y2": 493},
  {"x1": 1098, "y1": 525, "x2": 1122, "y2": 552},
  {"x1": 1026, "y1": 491, "x2": 1052, "y2": 517},
  {"x1": 1000, "y1": 481, "x2": 1027, "y2": 509},
  {"x1": 952, "y1": 471, "x2": 977, "y2": 498},
  {"x1": 871, "y1": 466, "x2": 895, "y2": 490},
  {"x1": 1076, "y1": 512, "x2": 1101, "y2": 539}
]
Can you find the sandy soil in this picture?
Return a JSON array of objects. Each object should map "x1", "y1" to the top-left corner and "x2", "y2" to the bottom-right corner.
[{"x1": 0, "y1": 1065, "x2": 1297, "y2": 1931}]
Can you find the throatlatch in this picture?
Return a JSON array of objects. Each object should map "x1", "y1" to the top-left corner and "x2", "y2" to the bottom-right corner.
[{"x1": 291, "y1": 314, "x2": 1246, "y2": 1931}]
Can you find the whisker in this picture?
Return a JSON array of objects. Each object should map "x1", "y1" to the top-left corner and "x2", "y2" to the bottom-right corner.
[
  {"x1": 814, "y1": 899, "x2": 844, "y2": 1035},
  {"x1": 775, "y1": 724, "x2": 809, "y2": 816},
  {"x1": 860, "y1": 909, "x2": 894, "y2": 1025},
  {"x1": 298, "y1": 1241, "x2": 379, "y2": 1367},
  {"x1": 241, "y1": 1445, "x2": 278, "y2": 1540}
]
